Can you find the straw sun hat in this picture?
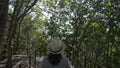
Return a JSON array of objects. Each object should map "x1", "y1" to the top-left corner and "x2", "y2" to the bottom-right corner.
[{"x1": 47, "y1": 38, "x2": 65, "y2": 54}]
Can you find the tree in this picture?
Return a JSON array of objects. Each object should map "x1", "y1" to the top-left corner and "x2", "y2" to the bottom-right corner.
[
  {"x1": 0, "y1": 0, "x2": 9, "y2": 61},
  {"x1": 7, "y1": 0, "x2": 37, "y2": 68}
]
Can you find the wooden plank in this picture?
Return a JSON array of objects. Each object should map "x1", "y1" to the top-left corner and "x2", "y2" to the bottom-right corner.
[
  {"x1": 0, "y1": 59, "x2": 7, "y2": 64},
  {"x1": 0, "y1": 64, "x2": 6, "y2": 68}
]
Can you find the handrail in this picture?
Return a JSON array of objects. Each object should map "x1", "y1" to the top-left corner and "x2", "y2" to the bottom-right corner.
[
  {"x1": 0, "y1": 59, "x2": 8, "y2": 64},
  {"x1": 13, "y1": 61, "x2": 34, "y2": 68},
  {"x1": 12, "y1": 46, "x2": 38, "y2": 68},
  {"x1": 12, "y1": 49, "x2": 37, "y2": 68},
  {"x1": 0, "y1": 59, "x2": 7, "y2": 68},
  {"x1": 13, "y1": 61, "x2": 23, "y2": 68}
]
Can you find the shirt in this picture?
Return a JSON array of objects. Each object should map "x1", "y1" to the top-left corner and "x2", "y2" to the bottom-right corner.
[{"x1": 36, "y1": 56, "x2": 72, "y2": 68}]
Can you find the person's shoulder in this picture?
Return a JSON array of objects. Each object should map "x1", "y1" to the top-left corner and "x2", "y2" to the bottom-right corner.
[
  {"x1": 62, "y1": 56, "x2": 69, "y2": 60},
  {"x1": 62, "y1": 56, "x2": 74, "y2": 68},
  {"x1": 61, "y1": 56, "x2": 70, "y2": 63}
]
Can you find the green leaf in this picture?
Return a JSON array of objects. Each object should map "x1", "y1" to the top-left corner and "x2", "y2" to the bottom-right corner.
[{"x1": 106, "y1": 1, "x2": 112, "y2": 7}]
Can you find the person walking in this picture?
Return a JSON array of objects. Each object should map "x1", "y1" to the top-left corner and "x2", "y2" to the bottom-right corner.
[{"x1": 36, "y1": 38, "x2": 73, "y2": 68}]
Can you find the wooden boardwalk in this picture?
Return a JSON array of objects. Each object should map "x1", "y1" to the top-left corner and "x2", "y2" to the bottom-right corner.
[
  {"x1": 0, "y1": 55, "x2": 38, "y2": 68},
  {"x1": 12, "y1": 55, "x2": 36, "y2": 68}
]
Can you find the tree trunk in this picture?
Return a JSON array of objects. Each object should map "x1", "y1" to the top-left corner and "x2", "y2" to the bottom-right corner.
[{"x1": 0, "y1": 0, "x2": 9, "y2": 61}]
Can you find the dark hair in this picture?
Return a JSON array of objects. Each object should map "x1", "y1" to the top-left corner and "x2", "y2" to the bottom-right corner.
[{"x1": 47, "y1": 53, "x2": 62, "y2": 65}]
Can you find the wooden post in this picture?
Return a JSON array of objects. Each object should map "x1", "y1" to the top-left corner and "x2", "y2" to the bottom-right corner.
[
  {"x1": 19, "y1": 63, "x2": 22, "y2": 68},
  {"x1": 34, "y1": 50, "x2": 36, "y2": 68},
  {"x1": 29, "y1": 55, "x2": 31, "y2": 68}
]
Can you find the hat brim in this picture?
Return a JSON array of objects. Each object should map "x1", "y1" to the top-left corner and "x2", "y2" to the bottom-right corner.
[{"x1": 47, "y1": 44, "x2": 65, "y2": 54}]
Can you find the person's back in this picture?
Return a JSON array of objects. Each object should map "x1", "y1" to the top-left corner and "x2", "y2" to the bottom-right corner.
[
  {"x1": 36, "y1": 56, "x2": 72, "y2": 68},
  {"x1": 36, "y1": 38, "x2": 73, "y2": 68}
]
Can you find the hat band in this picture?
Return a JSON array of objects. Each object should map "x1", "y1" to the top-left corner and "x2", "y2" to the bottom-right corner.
[{"x1": 49, "y1": 46, "x2": 63, "y2": 53}]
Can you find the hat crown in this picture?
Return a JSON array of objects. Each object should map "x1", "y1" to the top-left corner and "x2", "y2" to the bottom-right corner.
[
  {"x1": 49, "y1": 39, "x2": 61, "y2": 51},
  {"x1": 47, "y1": 38, "x2": 65, "y2": 54}
]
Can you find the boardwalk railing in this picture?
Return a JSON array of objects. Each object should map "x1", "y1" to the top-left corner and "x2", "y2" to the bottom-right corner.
[
  {"x1": 0, "y1": 59, "x2": 7, "y2": 68},
  {"x1": 12, "y1": 50, "x2": 37, "y2": 68}
]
